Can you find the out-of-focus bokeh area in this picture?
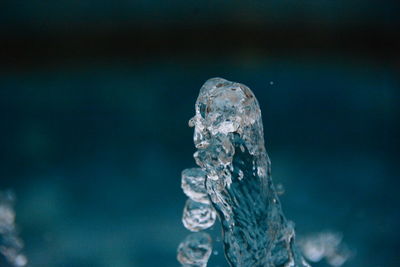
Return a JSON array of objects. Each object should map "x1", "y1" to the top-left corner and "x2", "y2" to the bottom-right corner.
[{"x1": 0, "y1": 1, "x2": 399, "y2": 267}]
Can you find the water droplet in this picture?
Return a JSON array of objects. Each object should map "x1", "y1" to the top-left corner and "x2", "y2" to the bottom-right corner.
[
  {"x1": 182, "y1": 199, "x2": 216, "y2": 232},
  {"x1": 14, "y1": 254, "x2": 28, "y2": 266},
  {"x1": 299, "y1": 231, "x2": 351, "y2": 267},
  {"x1": 181, "y1": 168, "x2": 209, "y2": 204},
  {"x1": 276, "y1": 183, "x2": 285, "y2": 195},
  {"x1": 0, "y1": 191, "x2": 28, "y2": 267},
  {"x1": 177, "y1": 232, "x2": 212, "y2": 266},
  {"x1": 188, "y1": 117, "x2": 195, "y2": 127},
  {"x1": 238, "y1": 170, "x2": 244, "y2": 180},
  {"x1": 240, "y1": 144, "x2": 245, "y2": 152}
]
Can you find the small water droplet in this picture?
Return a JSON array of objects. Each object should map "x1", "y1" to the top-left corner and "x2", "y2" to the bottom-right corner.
[
  {"x1": 276, "y1": 183, "x2": 285, "y2": 195},
  {"x1": 238, "y1": 170, "x2": 244, "y2": 180},
  {"x1": 240, "y1": 144, "x2": 245, "y2": 152}
]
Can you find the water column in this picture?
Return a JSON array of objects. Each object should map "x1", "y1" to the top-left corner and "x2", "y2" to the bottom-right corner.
[{"x1": 179, "y1": 78, "x2": 309, "y2": 267}]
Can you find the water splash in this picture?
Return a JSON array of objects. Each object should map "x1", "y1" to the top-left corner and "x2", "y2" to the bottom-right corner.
[
  {"x1": 187, "y1": 77, "x2": 310, "y2": 267},
  {"x1": 0, "y1": 190, "x2": 28, "y2": 267}
]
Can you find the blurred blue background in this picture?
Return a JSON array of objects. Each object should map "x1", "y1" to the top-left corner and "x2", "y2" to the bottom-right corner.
[{"x1": 0, "y1": 1, "x2": 399, "y2": 267}]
